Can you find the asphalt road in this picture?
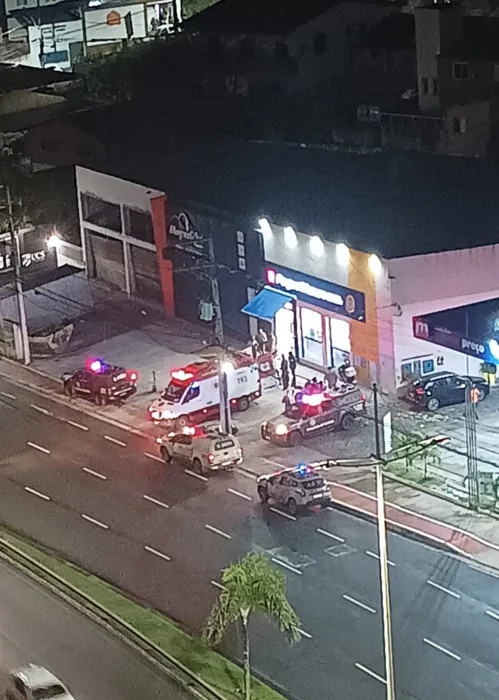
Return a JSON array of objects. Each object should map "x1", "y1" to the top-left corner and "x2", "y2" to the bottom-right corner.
[
  {"x1": 0, "y1": 561, "x2": 192, "y2": 700},
  {"x1": 1, "y1": 376, "x2": 499, "y2": 700}
]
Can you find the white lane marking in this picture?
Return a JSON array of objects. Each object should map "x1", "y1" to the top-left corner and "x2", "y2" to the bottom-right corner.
[
  {"x1": 205, "y1": 524, "x2": 232, "y2": 540},
  {"x1": 316, "y1": 527, "x2": 344, "y2": 542},
  {"x1": 234, "y1": 467, "x2": 257, "y2": 481},
  {"x1": 262, "y1": 457, "x2": 286, "y2": 468},
  {"x1": 104, "y1": 435, "x2": 127, "y2": 447},
  {"x1": 0, "y1": 391, "x2": 16, "y2": 400},
  {"x1": 366, "y1": 550, "x2": 395, "y2": 566},
  {"x1": 82, "y1": 467, "x2": 108, "y2": 481},
  {"x1": 67, "y1": 420, "x2": 89, "y2": 431},
  {"x1": 427, "y1": 580, "x2": 461, "y2": 599},
  {"x1": 24, "y1": 486, "x2": 50, "y2": 501},
  {"x1": 211, "y1": 580, "x2": 227, "y2": 591},
  {"x1": 144, "y1": 545, "x2": 171, "y2": 562},
  {"x1": 299, "y1": 629, "x2": 312, "y2": 639},
  {"x1": 354, "y1": 663, "x2": 386, "y2": 684},
  {"x1": 271, "y1": 558, "x2": 302, "y2": 576},
  {"x1": 143, "y1": 494, "x2": 169, "y2": 509},
  {"x1": 269, "y1": 507, "x2": 296, "y2": 521},
  {"x1": 185, "y1": 469, "x2": 208, "y2": 482},
  {"x1": 485, "y1": 609, "x2": 499, "y2": 622},
  {"x1": 423, "y1": 638, "x2": 461, "y2": 661},
  {"x1": 144, "y1": 452, "x2": 164, "y2": 464},
  {"x1": 342, "y1": 594, "x2": 377, "y2": 614},
  {"x1": 227, "y1": 488, "x2": 252, "y2": 501},
  {"x1": 30, "y1": 404, "x2": 53, "y2": 416},
  {"x1": 81, "y1": 513, "x2": 109, "y2": 530},
  {"x1": 27, "y1": 441, "x2": 50, "y2": 455}
]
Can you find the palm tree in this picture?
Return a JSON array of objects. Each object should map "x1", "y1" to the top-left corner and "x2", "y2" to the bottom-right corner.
[{"x1": 202, "y1": 552, "x2": 301, "y2": 700}]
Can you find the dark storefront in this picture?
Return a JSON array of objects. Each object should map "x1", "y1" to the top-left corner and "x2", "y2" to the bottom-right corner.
[{"x1": 164, "y1": 202, "x2": 264, "y2": 339}]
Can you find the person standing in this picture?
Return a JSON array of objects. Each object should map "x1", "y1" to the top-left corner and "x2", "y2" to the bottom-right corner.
[
  {"x1": 288, "y1": 351, "x2": 297, "y2": 387},
  {"x1": 324, "y1": 366, "x2": 338, "y2": 391},
  {"x1": 280, "y1": 354, "x2": 289, "y2": 391}
]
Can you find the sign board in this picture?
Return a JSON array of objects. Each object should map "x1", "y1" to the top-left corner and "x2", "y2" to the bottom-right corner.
[
  {"x1": 167, "y1": 212, "x2": 205, "y2": 256},
  {"x1": 382, "y1": 411, "x2": 392, "y2": 454}
]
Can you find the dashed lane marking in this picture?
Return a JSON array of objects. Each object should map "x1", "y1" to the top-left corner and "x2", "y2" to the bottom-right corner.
[
  {"x1": 205, "y1": 524, "x2": 232, "y2": 540},
  {"x1": 144, "y1": 452, "x2": 164, "y2": 464},
  {"x1": 299, "y1": 629, "x2": 312, "y2": 639},
  {"x1": 427, "y1": 580, "x2": 461, "y2": 599},
  {"x1": 143, "y1": 494, "x2": 169, "y2": 509},
  {"x1": 0, "y1": 391, "x2": 16, "y2": 400},
  {"x1": 485, "y1": 609, "x2": 499, "y2": 622},
  {"x1": 269, "y1": 507, "x2": 296, "y2": 521},
  {"x1": 30, "y1": 404, "x2": 53, "y2": 417},
  {"x1": 66, "y1": 420, "x2": 89, "y2": 431},
  {"x1": 354, "y1": 663, "x2": 386, "y2": 684},
  {"x1": 423, "y1": 638, "x2": 461, "y2": 661},
  {"x1": 144, "y1": 545, "x2": 171, "y2": 562},
  {"x1": 104, "y1": 435, "x2": 127, "y2": 447},
  {"x1": 227, "y1": 488, "x2": 252, "y2": 501},
  {"x1": 271, "y1": 558, "x2": 302, "y2": 576},
  {"x1": 342, "y1": 594, "x2": 377, "y2": 614},
  {"x1": 185, "y1": 469, "x2": 208, "y2": 482},
  {"x1": 24, "y1": 486, "x2": 50, "y2": 501},
  {"x1": 366, "y1": 550, "x2": 395, "y2": 566},
  {"x1": 27, "y1": 442, "x2": 50, "y2": 455},
  {"x1": 316, "y1": 528, "x2": 344, "y2": 542},
  {"x1": 81, "y1": 513, "x2": 109, "y2": 530},
  {"x1": 82, "y1": 467, "x2": 108, "y2": 481}
]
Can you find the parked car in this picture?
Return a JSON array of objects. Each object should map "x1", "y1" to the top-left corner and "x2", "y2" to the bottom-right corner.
[
  {"x1": 156, "y1": 426, "x2": 243, "y2": 474},
  {"x1": 257, "y1": 464, "x2": 331, "y2": 515},
  {"x1": 405, "y1": 371, "x2": 489, "y2": 411},
  {"x1": 62, "y1": 358, "x2": 138, "y2": 405}
]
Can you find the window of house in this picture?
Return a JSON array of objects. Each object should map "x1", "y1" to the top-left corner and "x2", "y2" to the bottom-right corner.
[
  {"x1": 313, "y1": 32, "x2": 327, "y2": 55},
  {"x1": 80, "y1": 193, "x2": 121, "y2": 232},
  {"x1": 123, "y1": 205, "x2": 154, "y2": 244},
  {"x1": 453, "y1": 116, "x2": 468, "y2": 134},
  {"x1": 421, "y1": 77, "x2": 428, "y2": 94},
  {"x1": 452, "y1": 62, "x2": 469, "y2": 80},
  {"x1": 274, "y1": 41, "x2": 288, "y2": 60},
  {"x1": 431, "y1": 77, "x2": 438, "y2": 95}
]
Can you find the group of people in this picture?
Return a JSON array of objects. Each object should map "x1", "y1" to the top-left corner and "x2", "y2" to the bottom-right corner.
[
  {"x1": 250, "y1": 328, "x2": 275, "y2": 358},
  {"x1": 278, "y1": 352, "x2": 298, "y2": 391},
  {"x1": 278, "y1": 354, "x2": 356, "y2": 392}
]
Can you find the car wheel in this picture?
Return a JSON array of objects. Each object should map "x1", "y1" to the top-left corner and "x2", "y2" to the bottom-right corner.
[
  {"x1": 340, "y1": 413, "x2": 355, "y2": 431},
  {"x1": 193, "y1": 458, "x2": 203, "y2": 474},
  {"x1": 287, "y1": 498, "x2": 298, "y2": 516},
  {"x1": 258, "y1": 485, "x2": 269, "y2": 503},
  {"x1": 175, "y1": 415, "x2": 189, "y2": 430},
  {"x1": 427, "y1": 397, "x2": 440, "y2": 411},
  {"x1": 160, "y1": 446, "x2": 172, "y2": 463},
  {"x1": 238, "y1": 396, "x2": 250, "y2": 412},
  {"x1": 288, "y1": 431, "x2": 302, "y2": 447},
  {"x1": 478, "y1": 388, "x2": 486, "y2": 401}
]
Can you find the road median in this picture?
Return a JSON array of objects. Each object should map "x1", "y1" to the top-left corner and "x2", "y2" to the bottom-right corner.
[{"x1": 0, "y1": 528, "x2": 288, "y2": 700}]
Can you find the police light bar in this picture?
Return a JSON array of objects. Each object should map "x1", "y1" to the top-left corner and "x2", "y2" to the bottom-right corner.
[
  {"x1": 87, "y1": 358, "x2": 105, "y2": 373},
  {"x1": 171, "y1": 369, "x2": 194, "y2": 382},
  {"x1": 301, "y1": 392, "x2": 325, "y2": 407}
]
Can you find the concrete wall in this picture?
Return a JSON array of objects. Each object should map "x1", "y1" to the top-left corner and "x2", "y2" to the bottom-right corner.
[{"x1": 76, "y1": 166, "x2": 163, "y2": 214}]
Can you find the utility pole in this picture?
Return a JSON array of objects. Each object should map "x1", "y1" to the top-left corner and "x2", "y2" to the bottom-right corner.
[
  {"x1": 3, "y1": 185, "x2": 30, "y2": 365},
  {"x1": 372, "y1": 382, "x2": 396, "y2": 700},
  {"x1": 464, "y1": 379, "x2": 479, "y2": 510}
]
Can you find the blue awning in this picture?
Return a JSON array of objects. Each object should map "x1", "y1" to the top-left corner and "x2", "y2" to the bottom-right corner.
[{"x1": 241, "y1": 286, "x2": 295, "y2": 322}]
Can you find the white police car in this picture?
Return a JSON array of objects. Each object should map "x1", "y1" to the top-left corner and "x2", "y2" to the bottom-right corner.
[{"x1": 257, "y1": 464, "x2": 331, "y2": 515}]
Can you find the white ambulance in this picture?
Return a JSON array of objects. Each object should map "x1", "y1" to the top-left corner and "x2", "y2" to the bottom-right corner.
[{"x1": 148, "y1": 355, "x2": 261, "y2": 427}]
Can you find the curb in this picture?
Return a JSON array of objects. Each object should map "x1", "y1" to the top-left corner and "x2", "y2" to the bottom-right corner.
[
  {"x1": 0, "y1": 367, "x2": 152, "y2": 440},
  {"x1": 382, "y1": 471, "x2": 467, "y2": 508}
]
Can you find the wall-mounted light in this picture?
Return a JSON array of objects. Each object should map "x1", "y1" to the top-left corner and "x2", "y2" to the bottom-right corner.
[
  {"x1": 47, "y1": 232, "x2": 61, "y2": 249},
  {"x1": 309, "y1": 235, "x2": 324, "y2": 257},
  {"x1": 336, "y1": 242, "x2": 350, "y2": 265},
  {"x1": 257, "y1": 217, "x2": 273, "y2": 239},
  {"x1": 489, "y1": 339, "x2": 499, "y2": 361},
  {"x1": 369, "y1": 253, "x2": 382, "y2": 275},
  {"x1": 283, "y1": 226, "x2": 297, "y2": 249}
]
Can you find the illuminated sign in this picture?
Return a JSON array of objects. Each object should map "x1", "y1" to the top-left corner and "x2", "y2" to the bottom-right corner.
[
  {"x1": 265, "y1": 264, "x2": 365, "y2": 321},
  {"x1": 414, "y1": 316, "x2": 494, "y2": 362},
  {"x1": 106, "y1": 10, "x2": 121, "y2": 24}
]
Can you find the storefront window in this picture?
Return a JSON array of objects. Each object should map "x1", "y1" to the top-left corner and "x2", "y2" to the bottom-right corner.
[
  {"x1": 300, "y1": 307, "x2": 324, "y2": 365},
  {"x1": 329, "y1": 317, "x2": 351, "y2": 368},
  {"x1": 275, "y1": 303, "x2": 295, "y2": 357}
]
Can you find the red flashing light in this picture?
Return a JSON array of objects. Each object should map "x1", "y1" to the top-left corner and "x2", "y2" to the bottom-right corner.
[
  {"x1": 129, "y1": 370, "x2": 138, "y2": 382},
  {"x1": 87, "y1": 358, "x2": 104, "y2": 373},
  {"x1": 230, "y1": 398, "x2": 238, "y2": 405},
  {"x1": 301, "y1": 392, "x2": 325, "y2": 407},
  {"x1": 207, "y1": 453, "x2": 215, "y2": 464},
  {"x1": 171, "y1": 369, "x2": 195, "y2": 382},
  {"x1": 416, "y1": 388, "x2": 425, "y2": 396}
]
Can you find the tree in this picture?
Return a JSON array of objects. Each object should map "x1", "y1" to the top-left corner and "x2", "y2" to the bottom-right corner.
[{"x1": 202, "y1": 552, "x2": 301, "y2": 700}]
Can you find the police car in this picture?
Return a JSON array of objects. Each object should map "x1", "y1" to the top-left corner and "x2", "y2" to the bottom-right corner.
[
  {"x1": 261, "y1": 385, "x2": 366, "y2": 447},
  {"x1": 156, "y1": 426, "x2": 243, "y2": 474},
  {"x1": 62, "y1": 358, "x2": 138, "y2": 405},
  {"x1": 257, "y1": 464, "x2": 331, "y2": 515}
]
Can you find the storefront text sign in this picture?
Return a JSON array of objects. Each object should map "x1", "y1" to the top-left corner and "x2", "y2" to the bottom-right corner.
[
  {"x1": 265, "y1": 265, "x2": 365, "y2": 321},
  {"x1": 168, "y1": 212, "x2": 205, "y2": 256},
  {"x1": 0, "y1": 250, "x2": 46, "y2": 272},
  {"x1": 413, "y1": 316, "x2": 489, "y2": 361}
]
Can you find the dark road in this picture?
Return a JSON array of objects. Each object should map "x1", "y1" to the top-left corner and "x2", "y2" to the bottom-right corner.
[
  {"x1": 0, "y1": 561, "x2": 193, "y2": 700},
  {"x1": 1, "y1": 376, "x2": 499, "y2": 700}
]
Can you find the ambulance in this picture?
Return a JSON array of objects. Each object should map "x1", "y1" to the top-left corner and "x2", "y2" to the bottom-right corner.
[{"x1": 148, "y1": 354, "x2": 261, "y2": 427}]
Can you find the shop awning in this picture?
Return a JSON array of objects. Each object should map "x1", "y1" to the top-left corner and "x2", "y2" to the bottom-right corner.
[{"x1": 241, "y1": 286, "x2": 294, "y2": 322}]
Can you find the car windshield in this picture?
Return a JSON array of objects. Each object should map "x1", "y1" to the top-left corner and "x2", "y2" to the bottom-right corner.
[
  {"x1": 32, "y1": 684, "x2": 67, "y2": 700},
  {"x1": 304, "y1": 478, "x2": 325, "y2": 490},
  {"x1": 161, "y1": 383, "x2": 185, "y2": 403}
]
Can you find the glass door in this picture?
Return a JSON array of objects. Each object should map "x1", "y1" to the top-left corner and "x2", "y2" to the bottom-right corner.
[
  {"x1": 300, "y1": 307, "x2": 325, "y2": 366},
  {"x1": 329, "y1": 317, "x2": 351, "y2": 367}
]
